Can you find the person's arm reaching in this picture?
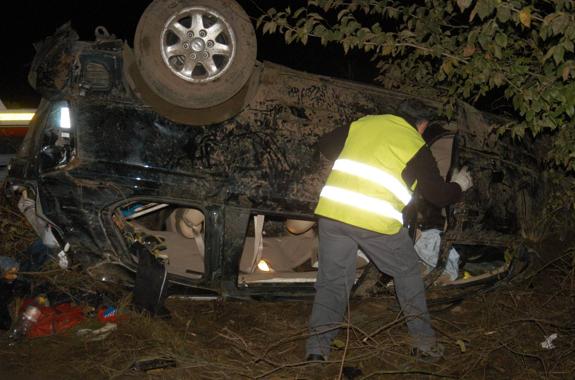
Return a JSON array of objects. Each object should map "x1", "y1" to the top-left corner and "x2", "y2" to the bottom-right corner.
[{"x1": 402, "y1": 146, "x2": 463, "y2": 208}]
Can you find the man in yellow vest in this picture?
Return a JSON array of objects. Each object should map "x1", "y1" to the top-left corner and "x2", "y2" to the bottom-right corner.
[{"x1": 306, "y1": 99, "x2": 473, "y2": 362}]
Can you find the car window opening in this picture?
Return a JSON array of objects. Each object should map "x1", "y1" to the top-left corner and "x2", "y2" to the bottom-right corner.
[
  {"x1": 237, "y1": 215, "x2": 370, "y2": 285},
  {"x1": 114, "y1": 202, "x2": 205, "y2": 280}
]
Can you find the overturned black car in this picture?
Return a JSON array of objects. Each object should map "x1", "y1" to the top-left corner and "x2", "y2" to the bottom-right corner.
[{"x1": 5, "y1": 0, "x2": 538, "y2": 310}]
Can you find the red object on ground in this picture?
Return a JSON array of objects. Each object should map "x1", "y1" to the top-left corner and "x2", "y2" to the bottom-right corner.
[
  {"x1": 19, "y1": 300, "x2": 85, "y2": 338},
  {"x1": 97, "y1": 306, "x2": 118, "y2": 323}
]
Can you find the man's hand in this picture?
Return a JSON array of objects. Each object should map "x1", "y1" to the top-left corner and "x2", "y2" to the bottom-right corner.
[{"x1": 451, "y1": 166, "x2": 473, "y2": 191}]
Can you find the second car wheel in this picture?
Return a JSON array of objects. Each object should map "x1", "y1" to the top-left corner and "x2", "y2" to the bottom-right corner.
[{"x1": 135, "y1": 0, "x2": 257, "y2": 110}]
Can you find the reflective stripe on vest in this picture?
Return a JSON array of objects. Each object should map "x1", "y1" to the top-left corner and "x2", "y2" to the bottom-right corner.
[
  {"x1": 319, "y1": 185, "x2": 404, "y2": 224},
  {"x1": 332, "y1": 158, "x2": 412, "y2": 206},
  {"x1": 315, "y1": 114, "x2": 425, "y2": 235}
]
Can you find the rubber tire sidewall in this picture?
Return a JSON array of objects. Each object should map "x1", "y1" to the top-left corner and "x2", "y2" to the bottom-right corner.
[{"x1": 135, "y1": 0, "x2": 257, "y2": 109}]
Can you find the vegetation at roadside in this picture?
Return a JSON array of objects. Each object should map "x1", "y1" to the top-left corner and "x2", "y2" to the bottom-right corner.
[{"x1": 258, "y1": 0, "x2": 575, "y2": 170}]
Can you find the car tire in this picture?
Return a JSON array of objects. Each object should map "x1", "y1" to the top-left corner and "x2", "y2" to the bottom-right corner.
[{"x1": 134, "y1": 0, "x2": 257, "y2": 110}]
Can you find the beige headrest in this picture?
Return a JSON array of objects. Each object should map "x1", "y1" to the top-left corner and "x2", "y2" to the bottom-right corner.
[
  {"x1": 285, "y1": 219, "x2": 315, "y2": 235},
  {"x1": 176, "y1": 208, "x2": 204, "y2": 238},
  {"x1": 181, "y1": 209, "x2": 204, "y2": 227}
]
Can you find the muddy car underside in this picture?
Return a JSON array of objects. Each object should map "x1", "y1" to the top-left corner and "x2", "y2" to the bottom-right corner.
[{"x1": 6, "y1": 12, "x2": 539, "y2": 305}]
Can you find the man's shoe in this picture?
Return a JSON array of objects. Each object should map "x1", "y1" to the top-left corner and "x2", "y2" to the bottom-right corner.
[
  {"x1": 306, "y1": 353, "x2": 326, "y2": 362},
  {"x1": 410, "y1": 343, "x2": 445, "y2": 363}
]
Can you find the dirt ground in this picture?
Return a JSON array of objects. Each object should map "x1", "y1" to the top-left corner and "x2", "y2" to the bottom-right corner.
[{"x1": 1, "y1": 199, "x2": 575, "y2": 379}]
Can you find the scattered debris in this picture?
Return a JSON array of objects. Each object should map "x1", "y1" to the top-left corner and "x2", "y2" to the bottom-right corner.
[
  {"x1": 540, "y1": 333, "x2": 558, "y2": 349},
  {"x1": 0, "y1": 256, "x2": 19, "y2": 282},
  {"x1": 414, "y1": 229, "x2": 460, "y2": 280},
  {"x1": 77, "y1": 322, "x2": 117, "y2": 342},
  {"x1": 456, "y1": 339, "x2": 467, "y2": 353},
  {"x1": 56, "y1": 243, "x2": 70, "y2": 269},
  {"x1": 8, "y1": 302, "x2": 42, "y2": 341},
  {"x1": 130, "y1": 357, "x2": 177, "y2": 372},
  {"x1": 331, "y1": 338, "x2": 346, "y2": 349},
  {"x1": 97, "y1": 305, "x2": 122, "y2": 323}
]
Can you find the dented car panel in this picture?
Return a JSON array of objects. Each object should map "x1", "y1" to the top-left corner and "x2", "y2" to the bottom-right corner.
[{"x1": 5, "y1": 26, "x2": 538, "y2": 303}]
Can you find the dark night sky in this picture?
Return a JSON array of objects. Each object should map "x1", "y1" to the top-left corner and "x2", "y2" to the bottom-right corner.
[{"x1": 0, "y1": 0, "x2": 376, "y2": 108}]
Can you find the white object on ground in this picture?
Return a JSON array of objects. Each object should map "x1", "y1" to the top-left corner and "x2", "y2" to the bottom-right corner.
[
  {"x1": 57, "y1": 243, "x2": 70, "y2": 269},
  {"x1": 541, "y1": 333, "x2": 558, "y2": 349},
  {"x1": 414, "y1": 229, "x2": 459, "y2": 281},
  {"x1": 77, "y1": 323, "x2": 118, "y2": 341}
]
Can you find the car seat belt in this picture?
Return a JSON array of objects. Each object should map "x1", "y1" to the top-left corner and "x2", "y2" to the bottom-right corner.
[{"x1": 251, "y1": 214, "x2": 265, "y2": 272}]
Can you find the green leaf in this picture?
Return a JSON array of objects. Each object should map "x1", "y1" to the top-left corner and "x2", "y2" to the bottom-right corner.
[
  {"x1": 495, "y1": 33, "x2": 508, "y2": 47},
  {"x1": 543, "y1": 46, "x2": 556, "y2": 63},
  {"x1": 496, "y1": 5, "x2": 511, "y2": 23},
  {"x1": 476, "y1": 0, "x2": 495, "y2": 20},
  {"x1": 382, "y1": 43, "x2": 394, "y2": 55},
  {"x1": 478, "y1": 32, "x2": 491, "y2": 50},
  {"x1": 490, "y1": 72, "x2": 505, "y2": 86},
  {"x1": 551, "y1": 14, "x2": 570, "y2": 36},
  {"x1": 553, "y1": 45, "x2": 565, "y2": 65},
  {"x1": 493, "y1": 45, "x2": 503, "y2": 59}
]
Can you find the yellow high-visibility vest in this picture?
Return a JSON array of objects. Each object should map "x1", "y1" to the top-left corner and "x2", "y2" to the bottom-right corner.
[{"x1": 315, "y1": 114, "x2": 425, "y2": 234}]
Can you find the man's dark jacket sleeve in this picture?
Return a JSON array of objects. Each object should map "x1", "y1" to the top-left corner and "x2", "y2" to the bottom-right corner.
[{"x1": 402, "y1": 146, "x2": 461, "y2": 208}]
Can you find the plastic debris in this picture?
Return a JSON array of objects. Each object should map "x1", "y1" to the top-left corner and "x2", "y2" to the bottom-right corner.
[
  {"x1": 97, "y1": 305, "x2": 126, "y2": 323},
  {"x1": 414, "y1": 229, "x2": 460, "y2": 280},
  {"x1": 57, "y1": 243, "x2": 70, "y2": 269},
  {"x1": 77, "y1": 323, "x2": 117, "y2": 341},
  {"x1": 9, "y1": 304, "x2": 42, "y2": 340},
  {"x1": 541, "y1": 333, "x2": 558, "y2": 349}
]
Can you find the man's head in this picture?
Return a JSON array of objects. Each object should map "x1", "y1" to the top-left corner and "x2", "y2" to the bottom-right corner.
[{"x1": 397, "y1": 99, "x2": 437, "y2": 135}]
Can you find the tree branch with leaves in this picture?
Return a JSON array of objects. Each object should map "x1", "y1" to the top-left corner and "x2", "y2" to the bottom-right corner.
[{"x1": 258, "y1": 0, "x2": 575, "y2": 169}]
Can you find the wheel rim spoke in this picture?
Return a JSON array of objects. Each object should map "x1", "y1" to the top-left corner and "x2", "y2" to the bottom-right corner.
[
  {"x1": 166, "y1": 44, "x2": 185, "y2": 58},
  {"x1": 168, "y1": 21, "x2": 188, "y2": 40},
  {"x1": 206, "y1": 22, "x2": 224, "y2": 40},
  {"x1": 210, "y1": 42, "x2": 231, "y2": 57},
  {"x1": 202, "y1": 58, "x2": 219, "y2": 76},
  {"x1": 181, "y1": 59, "x2": 196, "y2": 78},
  {"x1": 191, "y1": 11, "x2": 204, "y2": 33}
]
